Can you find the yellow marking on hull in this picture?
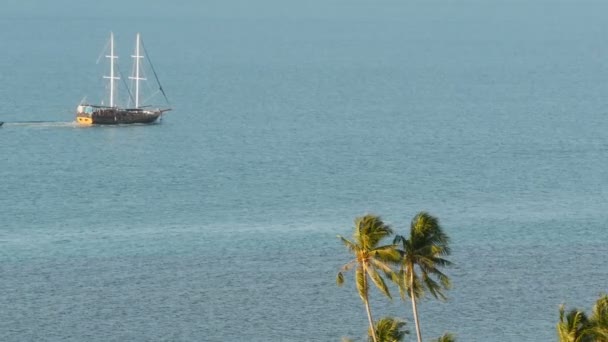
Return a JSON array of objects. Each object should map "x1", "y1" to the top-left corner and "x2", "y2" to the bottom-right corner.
[{"x1": 76, "y1": 116, "x2": 93, "y2": 125}]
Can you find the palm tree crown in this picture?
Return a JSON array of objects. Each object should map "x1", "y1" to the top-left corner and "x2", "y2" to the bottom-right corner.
[
  {"x1": 337, "y1": 215, "x2": 400, "y2": 300},
  {"x1": 558, "y1": 294, "x2": 608, "y2": 342},
  {"x1": 394, "y1": 212, "x2": 452, "y2": 300},
  {"x1": 433, "y1": 333, "x2": 456, "y2": 342},
  {"x1": 589, "y1": 294, "x2": 608, "y2": 341},
  {"x1": 370, "y1": 317, "x2": 408, "y2": 342},
  {"x1": 557, "y1": 305, "x2": 591, "y2": 342}
]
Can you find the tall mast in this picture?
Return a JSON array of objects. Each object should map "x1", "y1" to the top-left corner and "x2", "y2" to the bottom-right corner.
[
  {"x1": 103, "y1": 32, "x2": 119, "y2": 107},
  {"x1": 129, "y1": 33, "x2": 146, "y2": 108}
]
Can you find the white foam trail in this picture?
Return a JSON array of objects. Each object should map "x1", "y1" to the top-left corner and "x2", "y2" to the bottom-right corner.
[{"x1": 4, "y1": 121, "x2": 78, "y2": 128}]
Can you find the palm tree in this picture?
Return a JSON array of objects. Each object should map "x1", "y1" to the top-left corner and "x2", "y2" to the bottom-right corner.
[
  {"x1": 588, "y1": 294, "x2": 608, "y2": 341},
  {"x1": 559, "y1": 294, "x2": 608, "y2": 342},
  {"x1": 341, "y1": 317, "x2": 408, "y2": 342},
  {"x1": 557, "y1": 305, "x2": 592, "y2": 342},
  {"x1": 433, "y1": 333, "x2": 456, "y2": 342},
  {"x1": 337, "y1": 215, "x2": 400, "y2": 342},
  {"x1": 370, "y1": 317, "x2": 408, "y2": 342},
  {"x1": 393, "y1": 212, "x2": 452, "y2": 342}
]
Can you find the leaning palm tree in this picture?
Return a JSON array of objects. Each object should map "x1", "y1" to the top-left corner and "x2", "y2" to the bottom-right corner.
[
  {"x1": 337, "y1": 215, "x2": 400, "y2": 342},
  {"x1": 370, "y1": 317, "x2": 408, "y2": 342},
  {"x1": 557, "y1": 305, "x2": 592, "y2": 342},
  {"x1": 393, "y1": 212, "x2": 452, "y2": 342}
]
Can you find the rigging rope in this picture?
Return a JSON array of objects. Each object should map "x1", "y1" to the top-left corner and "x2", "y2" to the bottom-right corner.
[
  {"x1": 96, "y1": 38, "x2": 110, "y2": 65},
  {"x1": 141, "y1": 38, "x2": 171, "y2": 107},
  {"x1": 142, "y1": 90, "x2": 161, "y2": 105}
]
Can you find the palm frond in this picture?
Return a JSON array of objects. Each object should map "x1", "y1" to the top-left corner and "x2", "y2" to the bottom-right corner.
[
  {"x1": 557, "y1": 304, "x2": 591, "y2": 342},
  {"x1": 369, "y1": 258, "x2": 395, "y2": 276},
  {"x1": 410, "y1": 212, "x2": 437, "y2": 236},
  {"x1": 431, "y1": 257, "x2": 453, "y2": 267},
  {"x1": 421, "y1": 272, "x2": 447, "y2": 301},
  {"x1": 393, "y1": 234, "x2": 405, "y2": 245},
  {"x1": 588, "y1": 294, "x2": 608, "y2": 341},
  {"x1": 590, "y1": 294, "x2": 608, "y2": 328},
  {"x1": 367, "y1": 264, "x2": 392, "y2": 299},
  {"x1": 371, "y1": 245, "x2": 401, "y2": 263},
  {"x1": 437, "y1": 272, "x2": 452, "y2": 290},
  {"x1": 339, "y1": 235, "x2": 358, "y2": 253},
  {"x1": 418, "y1": 264, "x2": 451, "y2": 290},
  {"x1": 337, "y1": 272, "x2": 345, "y2": 286},
  {"x1": 370, "y1": 317, "x2": 408, "y2": 342},
  {"x1": 356, "y1": 267, "x2": 368, "y2": 301},
  {"x1": 404, "y1": 270, "x2": 424, "y2": 299},
  {"x1": 394, "y1": 269, "x2": 407, "y2": 300},
  {"x1": 355, "y1": 215, "x2": 393, "y2": 249},
  {"x1": 340, "y1": 260, "x2": 358, "y2": 273},
  {"x1": 433, "y1": 332, "x2": 456, "y2": 342}
]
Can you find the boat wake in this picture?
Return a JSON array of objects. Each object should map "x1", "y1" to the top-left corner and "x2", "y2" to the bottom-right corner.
[{"x1": 3, "y1": 121, "x2": 78, "y2": 128}]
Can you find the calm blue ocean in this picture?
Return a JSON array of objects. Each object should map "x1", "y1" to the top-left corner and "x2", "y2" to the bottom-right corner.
[{"x1": 1, "y1": 0, "x2": 607, "y2": 340}]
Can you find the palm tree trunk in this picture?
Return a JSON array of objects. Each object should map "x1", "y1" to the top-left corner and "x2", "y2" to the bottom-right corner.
[
  {"x1": 364, "y1": 298, "x2": 378, "y2": 342},
  {"x1": 410, "y1": 270, "x2": 422, "y2": 342},
  {"x1": 363, "y1": 271, "x2": 379, "y2": 342}
]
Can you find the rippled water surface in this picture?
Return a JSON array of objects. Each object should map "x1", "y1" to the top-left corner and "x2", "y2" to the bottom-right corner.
[{"x1": 1, "y1": 1, "x2": 608, "y2": 341}]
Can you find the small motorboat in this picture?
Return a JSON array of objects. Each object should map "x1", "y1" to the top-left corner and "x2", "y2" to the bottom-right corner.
[{"x1": 0, "y1": 121, "x2": 4, "y2": 127}]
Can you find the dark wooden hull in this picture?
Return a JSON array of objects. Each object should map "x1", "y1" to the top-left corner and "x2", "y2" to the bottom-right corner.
[{"x1": 91, "y1": 108, "x2": 161, "y2": 125}]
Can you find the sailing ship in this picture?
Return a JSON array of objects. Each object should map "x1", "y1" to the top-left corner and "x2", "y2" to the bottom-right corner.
[{"x1": 76, "y1": 32, "x2": 171, "y2": 125}]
